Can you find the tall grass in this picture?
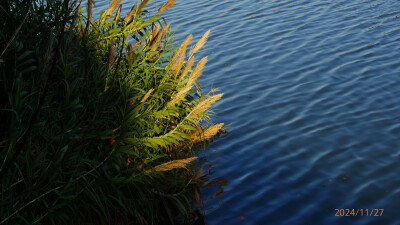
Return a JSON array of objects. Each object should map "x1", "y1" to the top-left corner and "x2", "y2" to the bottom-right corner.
[{"x1": 0, "y1": 0, "x2": 224, "y2": 224}]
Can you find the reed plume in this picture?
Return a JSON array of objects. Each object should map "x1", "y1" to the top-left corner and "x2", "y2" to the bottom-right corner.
[
  {"x1": 203, "y1": 123, "x2": 224, "y2": 139},
  {"x1": 146, "y1": 157, "x2": 197, "y2": 173},
  {"x1": 140, "y1": 89, "x2": 154, "y2": 103},
  {"x1": 178, "y1": 57, "x2": 194, "y2": 81},
  {"x1": 181, "y1": 34, "x2": 193, "y2": 47},
  {"x1": 137, "y1": 0, "x2": 150, "y2": 13},
  {"x1": 150, "y1": 24, "x2": 169, "y2": 51},
  {"x1": 171, "y1": 34, "x2": 192, "y2": 62},
  {"x1": 158, "y1": 0, "x2": 176, "y2": 14},
  {"x1": 187, "y1": 56, "x2": 207, "y2": 85},
  {"x1": 101, "y1": 0, "x2": 122, "y2": 23},
  {"x1": 187, "y1": 94, "x2": 223, "y2": 119},
  {"x1": 115, "y1": 4, "x2": 122, "y2": 21},
  {"x1": 191, "y1": 123, "x2": 224, "y2": 142},
  {"x1": 165, "y1": 84, "x2": 192, "y2": 109},
  {"x1": 169, "y1": 34, "x2": 192, "y2": 75},
  {"x1": 150, "y1": 25, "x2": 160, "y2": 42},
  {"x1": 166, "y1": 56, "x2": 207, "y2": 108},
  {"x1": 171, "y1": 46, "x2": 186, "y2": 72},
  {"x1": 189, "y1": 30, "x2": 210, "y2": 58},
  {"x1": 124, "y1": 5, "x2": 136, "y2": 23}
]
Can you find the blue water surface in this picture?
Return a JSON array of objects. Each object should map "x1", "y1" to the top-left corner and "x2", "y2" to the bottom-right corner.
[{"x1": 94, "y1": 1, "x2": 400, "y2": 224}]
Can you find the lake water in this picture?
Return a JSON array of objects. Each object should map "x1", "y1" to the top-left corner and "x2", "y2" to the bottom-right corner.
[{"x1": 94, "y1": 1, "x2": 400, "y2": 224}]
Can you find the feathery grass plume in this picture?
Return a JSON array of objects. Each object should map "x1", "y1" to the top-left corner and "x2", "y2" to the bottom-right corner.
[
  {"x1": 171, "y1": 46, "x2": 182, "y2": 64},
  {"x1": 170, "y1": 34, "x2": 191, "y2": 72},
  {"x1": 149, "y1": 25, "x2": 160, "y2": 41},
  {"x1": 189, "y1": 30, "x2": 210, "y2": 58},
  {"x1": 187, "y1": 56, "x2": 207, "y2": 85},
  {"x1": 171, "y1": 45, "x2": 186, "y2": 71},
  {"x1": 101, "y1": 0, "x2": 122, "y2": 23},
  {"x1": 124, "y1": 5, "x2": 136, "y2": 22},
  {"x1": 187, "y1": 94, "x2": 223, "y2": 120},
  {"x1": 165, "y1": 83, "x2": 192, "y2": 109},
  {"x1": 178, "y1": 57, "x2": 194, "y2": 81},
  {"x1": 146, "y1": 157, "x2": 197, "y2": 173},
  {"x1": 150, "y1": 24, "x2": 169, "y2": 51},
  {"x1": 140, "y1": 89, "x2": 154, "y2": 103},
  {"x1": 115, "y1": 4, "x2": 122, "y2": 21},
  {"x1": 106, "y1": 39, "x2": 115, "y2": 70},
  {"x1": 137, "y1": 0, "x2": 150, "y2": 13},
  {"x1": 146, "y1": 24, "x2": 160, "y2": 49},
  {"x1": 158, "y1": 0, "x2": 176, "y2": 14},
  {"x1": 166, "y1": 57, "x2": 207, "y2": 108},
  {"x1": 87, "y1": 0, "x2": 93, "y2": 21},
  {"x1": 181, "y1": 34, "x2": 193, "y2": 47},
  {"x1": 171, "y1": 34, "x2": 192, "y2": 63},
  {"x1": 192, "y1": 123, "x2": 224, "y2": 142}
]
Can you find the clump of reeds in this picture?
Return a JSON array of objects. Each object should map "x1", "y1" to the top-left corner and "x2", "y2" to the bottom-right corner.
[{"x1": 0, "y1": 0, "x2": 224, "y2": 224}]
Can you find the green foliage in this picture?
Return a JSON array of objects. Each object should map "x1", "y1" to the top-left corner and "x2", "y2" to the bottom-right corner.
[{"x1": 0, "y1": 0, "x2": 223, "y2": 224}]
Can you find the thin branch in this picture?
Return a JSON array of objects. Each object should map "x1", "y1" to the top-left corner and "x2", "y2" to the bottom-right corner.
[{"x1": 0, "y1": 5, "x2": 31, "y2": 59}]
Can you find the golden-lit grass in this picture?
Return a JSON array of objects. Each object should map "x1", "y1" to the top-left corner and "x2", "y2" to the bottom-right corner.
[
  {"x1": 158, "y1": 0, "x2": 176, "y2": 14},
  {"x1": 191, "y1": 123, "x2": 224, "y2": 142},
  {"x1": 189, "y1": 30, "x2": 210, "y2": 58},
  {"x1": 145, "y1": 157, "x2": 197, "y2": 173},
  {"x1": 101, "y1": 0, "x2": 122, "y2": 23}
]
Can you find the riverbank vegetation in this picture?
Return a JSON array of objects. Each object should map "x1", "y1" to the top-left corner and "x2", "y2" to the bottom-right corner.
[{"x1": 0, "y1": 0, "x2": 223, "y2": 224}]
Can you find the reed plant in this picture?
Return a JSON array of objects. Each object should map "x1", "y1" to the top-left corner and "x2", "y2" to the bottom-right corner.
[{"x1": 0, "y1": 0, "x2": 224, "y2": 224}]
